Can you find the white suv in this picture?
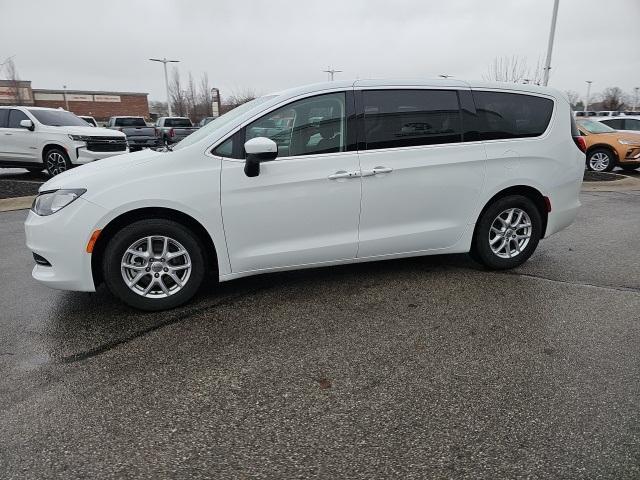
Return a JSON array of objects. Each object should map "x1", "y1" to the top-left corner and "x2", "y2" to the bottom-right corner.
[
  {"x1": 25, "y1": 79, "x2": 584, "y2": 311},
  {"x1": 0, "y1": 107, "x2": 127, "y2": 176}
]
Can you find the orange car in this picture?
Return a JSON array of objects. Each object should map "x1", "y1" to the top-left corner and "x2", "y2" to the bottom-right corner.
[{"x1": 576, "y1": 118, "x2": 640, "y2": 172}]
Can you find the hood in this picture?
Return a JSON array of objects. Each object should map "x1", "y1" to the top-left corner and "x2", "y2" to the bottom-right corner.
[
  {"x1": 62, "y1": 126, "x2": 125, "y2": 137},
  {"x1": 40, "y1": 148, "x2": 163, "y2": 192}
]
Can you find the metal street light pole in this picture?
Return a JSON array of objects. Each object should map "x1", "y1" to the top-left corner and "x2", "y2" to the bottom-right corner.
[
  {"x1": 149, "y1": 57, "x2": 180, "y2": 116},
  {"x1": 322, "y1": 66, "x2": 342, "y2": 81},
  {"x1": 635, "y1": 87, "x2": 639, "y2": 111},
  {"x1": 584, "y1": 81, "x2": 592, "y2": 112},
  {"x1": 542, "y1": 0, "x2": 560, "y2": 86}
]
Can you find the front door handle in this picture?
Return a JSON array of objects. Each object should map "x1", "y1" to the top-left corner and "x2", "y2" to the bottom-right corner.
[{"x1": 328, "y1": 170, "x2": 358, "y2": 180}]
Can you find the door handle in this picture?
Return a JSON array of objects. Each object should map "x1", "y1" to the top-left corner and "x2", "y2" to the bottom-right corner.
[
  {"x1": 4, "y1": 133, "x2": 12, "y2": 136},
  {"x1": 361, "y1": 166, "x2": 393, "y2": 177},
  {"x1": 328, "y1": 170, "x2": 358, "y2": 180}
]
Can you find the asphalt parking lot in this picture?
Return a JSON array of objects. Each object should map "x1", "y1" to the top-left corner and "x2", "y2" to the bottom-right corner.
[{"x1": 1, "y1": 183, "x2": 639, "y2": 479}]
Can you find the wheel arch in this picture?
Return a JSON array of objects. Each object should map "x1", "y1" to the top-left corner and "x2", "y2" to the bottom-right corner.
[
  {"x1": 41, "y1": 143, "x2": 69, "y2": 162},
  {"x1": 586, "y1": 143, "x2": 618, "y2": 161},
  {"x1": 472, "y1": 185, "x2": 549, "y2": 242},
  {"x1": 91, "y1": 206, "x2": 219, "y2": 287}
]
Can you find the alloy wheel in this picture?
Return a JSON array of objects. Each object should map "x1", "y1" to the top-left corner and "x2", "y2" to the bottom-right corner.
[
  {"x1": 488, "y1": 208, "x2": 532, "y2": 259},
  {"x1": 121, "y1": 235, "x2": 192, "y2": 298},
  {"x1": 46, "y1": 152, "x2": 68, "y2": 176},
  {"x1": 589, "y1": 152, "x2": 610, "y2": 172}
]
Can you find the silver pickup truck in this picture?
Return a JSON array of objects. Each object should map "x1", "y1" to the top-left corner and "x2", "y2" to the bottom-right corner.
[
  {"x1": 105, "y1": 116, "x2": 159, "y2": 151},
  {"x1": 155, "y1": 117, "x2": 199, "y2": 145}
]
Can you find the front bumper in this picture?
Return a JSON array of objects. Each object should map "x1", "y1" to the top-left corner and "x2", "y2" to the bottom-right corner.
[{"x1": 24, "y1": 197, "x2": 107, "y2": 292}]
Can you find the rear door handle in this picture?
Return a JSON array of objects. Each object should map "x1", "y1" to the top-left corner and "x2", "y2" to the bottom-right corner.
[{"x1": 328, "y1": 170, "x2": 359, "y2": 180}]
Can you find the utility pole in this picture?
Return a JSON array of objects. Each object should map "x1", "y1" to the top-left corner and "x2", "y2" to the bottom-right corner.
[
  {"x1": 635, "y1": 87, "x2": 639, "y2": 111},
  {"x1": 584, "y1": 81, "x2": 592, "y2": 112},
  {"x1": 63, "y1": 85, "x2": 69, "y2": 111},
  {"x1": 542, "y1": 0, "x2": 560, "y2": 86},
  {"x1": 149, "y1": 57, "x2": 180, "y2": 116},
  {"x1": 322, "y1": 66, "x2": 342, "y2": 81}
]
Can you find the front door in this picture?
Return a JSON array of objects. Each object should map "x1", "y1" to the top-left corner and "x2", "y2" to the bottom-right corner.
[
  {"x1": 220, "y1": 91, "x2": 362, "y2": 273},
  {"x1": 0, "y1": 109, "x2": 38, "y2": 163}
]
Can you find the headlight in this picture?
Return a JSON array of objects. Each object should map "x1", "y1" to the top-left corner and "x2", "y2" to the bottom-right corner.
[
  {"x1": 31, "y1": 189, "x2": 86, "y2": 216},
  {"x1": 618, "y1": 139, "x2": 640, "y2": 145},
  {"x1": 68, "y1": 134, "x2": 90, "y2": 141}
]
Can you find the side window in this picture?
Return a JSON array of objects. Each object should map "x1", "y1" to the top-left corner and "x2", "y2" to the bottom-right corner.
[
  {"x1": 213, "y1": 137, "x2": 234, "y2": 158},
  {"x1": 0, "y1": 109, "x2": 8, "y2": 128},
  {"x1": 245, "y1": 92, "x2": 346, "y2": 158},
  {"x1": 7, "y1": 109, "x2": 29, "y2": 128},
  {"x1": 624, "y1": 119, "x2": 640, "y2": 130},
  {"x1": 473, "y1": 91, "x2": 554, "y2": 140},
  {"x1": 602, "y1": 119, "x2": 623, "y2": 129},
  {"x1": 362, "y1": 89, "x2": 461, "y2": 150}
]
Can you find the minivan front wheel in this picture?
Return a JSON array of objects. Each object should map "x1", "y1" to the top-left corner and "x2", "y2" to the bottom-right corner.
[
  {"x1": 102, "y1": 219, "x2": 205, "y2": 311},
  {"x1": 587, "y1": 148, "x2": 615, "y2": 172},
  {"x1": 472, "y1": 195, "x2": 542, "y2": 270}
]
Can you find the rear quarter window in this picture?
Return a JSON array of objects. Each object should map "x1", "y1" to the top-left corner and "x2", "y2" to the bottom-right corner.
[
  {"x1": 473, "y1": 91, "x2": 554, "y2": 140},
  {"x1": 0, "y1": 109, "x2": 8, "y2": 128}
]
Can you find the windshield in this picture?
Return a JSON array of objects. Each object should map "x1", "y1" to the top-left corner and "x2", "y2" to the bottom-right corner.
[
  {"x1": 115, "y1": 117, "x2": 146, "y2": 127},
  {"x1": 577, "y1": 119, "x2": 616, "y2": 134},
  {"x1": 28, "y1": 109, "x2": 90, "y2": 127},
  {"x1": 173, "y1": 95, "x2": 277, "y2": 150}
]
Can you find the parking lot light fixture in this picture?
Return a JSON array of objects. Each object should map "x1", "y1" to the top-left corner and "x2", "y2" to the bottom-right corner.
[{"x1": 149, "y1": 57, "x2": 180, "y2": 117}]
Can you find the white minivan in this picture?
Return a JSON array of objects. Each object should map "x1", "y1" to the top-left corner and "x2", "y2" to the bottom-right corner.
[
  {"x1": 25, "y1": 79, "x2": 584, "y2": 310},
  {"x1": 0, "y1": 107, "x2": 127, "y2": 176}
]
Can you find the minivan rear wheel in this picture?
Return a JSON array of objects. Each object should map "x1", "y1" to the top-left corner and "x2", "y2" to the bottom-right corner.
[
  {"x1": 102, "y1": 219, "x2": 206, "y2": 311},
  {"x1": 471, "y1": 195, "x2": 542, "y2": 270}
]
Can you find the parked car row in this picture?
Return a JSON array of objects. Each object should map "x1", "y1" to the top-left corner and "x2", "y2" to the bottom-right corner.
[
  {"x1": 575, "y1": 110, "x2": 639, "y2": 117},
  {"x1": 577, "y1": 117, "x2": 640, "y2": 172},
  {"x1": 0, "y1": 107, "x2": 215, "y2": 175}
]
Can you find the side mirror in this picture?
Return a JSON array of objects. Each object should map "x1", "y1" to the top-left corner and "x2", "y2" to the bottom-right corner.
[
  {"x1": 244, "y1": 137, "x2": 278, "y2": 177},
  {"x1": 20, "y1": 119, "x2": 34, "y2": 131}
]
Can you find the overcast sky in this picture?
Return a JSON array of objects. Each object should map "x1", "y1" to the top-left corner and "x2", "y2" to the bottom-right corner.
[{"x1": 1, "y1": 0, "x2": 638, "y2": 103}]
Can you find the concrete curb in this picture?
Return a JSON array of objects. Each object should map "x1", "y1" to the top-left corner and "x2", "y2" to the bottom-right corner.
[
  {"x1": 582, "y1": 175, "x2": 640, "y2": 192},
  {"x1": 0, "y1": 196, "x2": 35, "y2": 212}
]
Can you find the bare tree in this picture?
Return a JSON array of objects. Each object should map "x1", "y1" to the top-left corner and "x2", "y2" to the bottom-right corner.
[
  {"x1": 168, "y1": 68, "x2": 187, "y2": 116},
  {"x1": 600, "y1": 87, "x2": 626, "y2": 111},
  {"x1": 565, "y1": 90, "x2": 581, "y2": 110},
  {"x1": 221, "y1": 88, "x2": 257, "y2": 114},
  {"x1": 198, "y1": 73, "x2": 214, "y2": 117},
  {"x1": 484, "y1": 56, "x2": 543, "y2": 85},
  {"x1": 2, "y1": 58, "x2": 25, "y2": 104}
]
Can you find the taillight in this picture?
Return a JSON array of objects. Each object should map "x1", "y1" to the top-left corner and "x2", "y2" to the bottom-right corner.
[
  {"x1": 169, "y1": 128, "x2": 175, "y2": 138},
  {"x1": 573, "y1": 135, "x2": 587, "y2": 153}
]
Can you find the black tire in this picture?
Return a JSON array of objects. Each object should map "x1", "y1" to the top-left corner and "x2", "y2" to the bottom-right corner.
[
  {"x1": 102, "y1": 219, "x2": 206, "y2": 311},
  {"x1": 471, "y1": 195, "x2": 542, "y2": 270},
  {"x1": 586, "y1": 148, "x2": 616, "y2": 172},
  {"x1": 44, "y1": 147, "x2": 72, "y2": 176},
  {"x1": 620, "y1": 164, "x2": 639, "y2": 172}
]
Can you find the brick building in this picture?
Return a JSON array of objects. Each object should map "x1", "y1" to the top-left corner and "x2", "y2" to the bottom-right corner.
[{"x1": 0, "y1": 80, "x2": 149, "y2": 121}]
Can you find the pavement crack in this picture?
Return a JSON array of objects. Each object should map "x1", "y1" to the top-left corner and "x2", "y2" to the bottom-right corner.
[
  {"x1": 58, "y1": 291, "x2": 251, "y2": 364},
  {"x1": 500, "y1": 271, "x2": 640, "y2": 295}
]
